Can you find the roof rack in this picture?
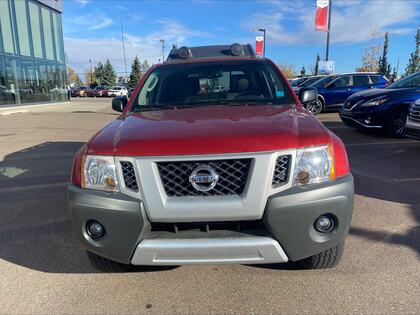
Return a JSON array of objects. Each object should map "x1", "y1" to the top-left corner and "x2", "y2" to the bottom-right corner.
[{"x1": 166, "y1": 44, "x2": 256, "y2": 62}]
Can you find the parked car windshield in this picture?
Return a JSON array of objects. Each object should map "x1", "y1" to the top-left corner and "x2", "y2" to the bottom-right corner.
[
  {"x1": 131, "y1": 60, "x2": 296, "y2": 111},
  {"x1": 298, "y1": 77, "x2": 323, "y2": 87},
  {"x1": 387, "y1": 72, "x2": 420, "y2": 89},
  {"x1": 308, "y1": 75, "x2": 335, "y2": 88},
  {"x1": 290, "y1": 78, "x2": 307, "y2": 87}
]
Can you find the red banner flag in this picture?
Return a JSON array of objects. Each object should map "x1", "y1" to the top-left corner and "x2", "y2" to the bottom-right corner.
[
  {"x1": 315, "y1": 0, "x2": 329, "y2": 32},
  {"x1": 255, "y1": 36, "x2": 264, "y2": 57}
]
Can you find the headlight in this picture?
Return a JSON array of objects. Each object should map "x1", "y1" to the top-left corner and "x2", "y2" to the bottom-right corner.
[
  {"x1": 82, "y1": 155, "x2": 119, "y2": 192},
  {"x1": 294, "y1": 145, "x2": 335, "y2": 186},
  {"x1": 361, "y1": 97, "x2": 387, "y2": 107}
]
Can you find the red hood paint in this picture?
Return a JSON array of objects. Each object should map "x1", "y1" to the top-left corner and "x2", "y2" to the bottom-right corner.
[{"x1": 87, "y1": 105, "x2": 329, "y2": 156}]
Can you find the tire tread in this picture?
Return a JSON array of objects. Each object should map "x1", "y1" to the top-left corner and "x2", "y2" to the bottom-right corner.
[{"x1": 299, "y1": 243, "x2": 344, "y2": 269}]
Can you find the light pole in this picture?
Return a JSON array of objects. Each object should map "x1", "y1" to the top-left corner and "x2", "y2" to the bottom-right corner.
[
  {"x1": 253, "y1": 28, "x2": 266, "y2": 57},
  {"x1": 160, "y1": 39, "x2": 165, "y2": 63},
  {"x1": 325, "y1": 1, "x2": 333, "y2": 61},
  {"x1": 121, "y1": 17, "x2": 128, "y2": 82},
  {"x1": 89, "y1": 59, "x2": 92, "y2": 85}
]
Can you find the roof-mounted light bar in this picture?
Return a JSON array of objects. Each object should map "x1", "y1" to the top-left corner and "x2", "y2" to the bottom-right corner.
[
  {"x1": 166, "y1": 44, "x2": 256, "y2": 62},
  {"x1": 230, "y1": 43, "x2": 244, "y2": 56},
  {"x1": 178, "y1": 46, "x2": 192, "y2": 59}
]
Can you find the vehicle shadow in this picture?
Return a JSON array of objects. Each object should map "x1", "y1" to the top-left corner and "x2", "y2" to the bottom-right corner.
[
  {"x1": 0, "y1": 142, "x2": 175, "y2": 273},
  {"x1": 322, "y1": 120, "x2": 420, "y2": 257}
]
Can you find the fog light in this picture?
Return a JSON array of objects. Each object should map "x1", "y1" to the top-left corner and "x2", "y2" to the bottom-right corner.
[
  {"x1": 314, "y1": 215, "x2": 334, "y2": 233},
  {"x1": 87, "y1": 221, "x2": 105, "y2": 239}
]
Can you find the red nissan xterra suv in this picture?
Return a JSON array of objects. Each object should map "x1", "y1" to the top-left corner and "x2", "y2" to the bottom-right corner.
[{"x1": 68, "y1": 44, "x2": 354, "y2": 272}]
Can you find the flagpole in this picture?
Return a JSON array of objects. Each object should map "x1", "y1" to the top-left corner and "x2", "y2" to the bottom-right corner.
[{"x1": 325, "y1": 0, "x2": 332, "y2": 61}]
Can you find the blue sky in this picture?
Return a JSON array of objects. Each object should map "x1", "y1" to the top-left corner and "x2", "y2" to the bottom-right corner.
[{"x1": 62, "y1": 0, "x2": 420, "y2": 77}]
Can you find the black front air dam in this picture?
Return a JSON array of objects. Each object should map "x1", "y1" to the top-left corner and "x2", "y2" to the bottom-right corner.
[{"x1": 264, "y1": 174, "x2": 354, "y2": 261}]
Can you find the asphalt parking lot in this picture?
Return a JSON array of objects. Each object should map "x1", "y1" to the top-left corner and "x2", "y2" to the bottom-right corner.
[{"x1": 0, "y1": 98, "x2": 419, "y2": 314}]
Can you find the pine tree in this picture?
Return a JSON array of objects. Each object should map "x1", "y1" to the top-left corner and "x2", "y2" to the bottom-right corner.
[
  {"x1": 94, "y1": 62, "x2": 105, "y2": 85},
  {"x1": 379, "y1": 32, "x2": 391, "y2": 78},
  {"x1": 129, "y1": 56, "x2": 142, "y2": 89},
  {"x1": 300, "y1": 66, "x2": 306, "y2": 76},
  {"x1": 405, "y1": 28, "x2": 420, "y2": 76},
  {"x1": 102, "y1": 59, "x2": 117, "y2": 86},
  {"x1": 314, "y1": 53, "x2": 320, "y2": 75}
]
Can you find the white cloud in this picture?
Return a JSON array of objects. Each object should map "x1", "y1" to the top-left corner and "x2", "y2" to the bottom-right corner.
[
  {"x1": 74, "y1": 0, "x2": 89, "y2": 8},
  {"x1": 73, "y1": 14, "x2": 113, "y2": 30},
  {"x1": 246, "y1": 0, "x2": 420, "y2": 45},
  {"x1": 64, "y1": 19, "x2": 211, "y2": 75}
]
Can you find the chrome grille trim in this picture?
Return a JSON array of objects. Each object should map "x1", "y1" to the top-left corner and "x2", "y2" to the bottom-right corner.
[
  {"x1": 157, "y1": 159, "x2": 252, "y2": 197},
  {"x1": 408, "y1": 103, "x2": 420, "y2": 123}
]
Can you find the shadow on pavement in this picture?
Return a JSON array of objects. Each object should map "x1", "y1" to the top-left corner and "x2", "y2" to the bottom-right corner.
[
  {"x1": 322, "y1": 120, "x2": 420, "y2": 257},
  {"x1": 0, "y1": 142, "x2": 174, "y2": 273}
]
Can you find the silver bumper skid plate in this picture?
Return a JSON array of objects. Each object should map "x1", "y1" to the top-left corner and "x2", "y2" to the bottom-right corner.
[{"x1": 131, "y1": 236, "x2": 289, "y2": 265}]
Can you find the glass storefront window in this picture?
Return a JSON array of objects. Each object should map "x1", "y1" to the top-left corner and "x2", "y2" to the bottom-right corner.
[
  {"x1": 14, "y1": 0, "x2": 31, "y2": 56},
  {"x1": 41, "y1": 7, "x2": 54, "y2": 60},
  {"x1": 0, "y1": 1, "x2": 66, "y2": 106},
  {"x1": 0, "y1": 0, "x2": 15, "y2": 54},
  {"x1": 52, "y1": 13, "x2": 63, "y2": 62},
  {"x1": 29, "y1": 1, "x2": 43, "y2": 59}
]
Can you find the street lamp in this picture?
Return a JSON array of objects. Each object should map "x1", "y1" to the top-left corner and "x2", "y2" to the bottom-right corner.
[
  {"x1": 160, "y1": 39, "x2": 165, "y2": 63},
  {"x1": 253, "y1": 28, "x2": 266, "y2": 57}
]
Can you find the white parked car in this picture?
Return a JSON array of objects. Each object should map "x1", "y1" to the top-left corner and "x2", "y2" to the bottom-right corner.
[{"x1": 109, "y1": 86, "x2": 128, "y2": 97}]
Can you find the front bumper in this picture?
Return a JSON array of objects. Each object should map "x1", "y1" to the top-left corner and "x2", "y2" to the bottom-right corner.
[
  {"x1": 339, "y1": 108, "x2": 383, "y2": 129},
  {"x1": 68, "y1": 174, "x2": 353, "y2": 265}
]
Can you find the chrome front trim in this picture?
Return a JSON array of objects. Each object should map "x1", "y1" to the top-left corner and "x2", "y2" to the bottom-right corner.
[
  {"x1": 341, "y1": 116, "x2": 383, "y2": 129},
  {"x1": 130, "y1": 236, "x2": 289, "y2": 265},
  {"x1": 116, "y1": 150, "x2": 296, "y2": 222}
]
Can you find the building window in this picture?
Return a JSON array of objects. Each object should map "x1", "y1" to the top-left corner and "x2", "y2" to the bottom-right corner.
[
  {"x1": 28, "y1": 1, "x2": 43, "y2": 59},
  {"x1": 41, "y1": 7, "x2": 54, "y2": 60},
  {"x1": 0, "y1": 0, "x2": 15, "y2": 54},
  {"x1": 14, "y1": 0, "x2": 32, "y2": 57},
  {"x1": 52, "y1": 12, "x2": 63, "y2": 62}
]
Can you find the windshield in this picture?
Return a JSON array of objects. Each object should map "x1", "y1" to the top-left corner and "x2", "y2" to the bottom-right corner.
[
  {"x1": 112, "y1": 86, "x2": 121, "y2": 90},
  {"x1": 290, "y1": 78, "x2": 307, "y2": 87},
  {"x1": 299, "y1": 77, "x2": 322, "y2": 87},
  {"x1": 309, "y1": 76, "x2": 336, "y2": 88},
  {"x1": 131, "y1": 60, "x2": 295, "y2": 111},
  {"x1": 387, "y1": 72, "x2": 420, "y2": 89}
]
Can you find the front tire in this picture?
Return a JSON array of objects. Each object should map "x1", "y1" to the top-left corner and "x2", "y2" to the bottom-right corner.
[
  {"x1": 297, "y1": 243, "x2": 344, "y2": 269},
  {"x1": 306, "y1": 98, "x2": 324, "y2": 115},
  {"x1": 386, "y1": 107, "x2": 407, "y2": 138},
  {"x1": 87, "y1": 251, "x2": 133, "y2": 272}
]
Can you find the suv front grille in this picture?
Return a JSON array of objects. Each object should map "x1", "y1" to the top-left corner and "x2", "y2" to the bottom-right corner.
[
  {"x1": 272, "y1": 155, "x2": 291, "y2": 187},
  {"x1": 408, "y1": 103, "x2": 420, "y2": 123},
  {"x1": 157, "y1": 159, "x2": 252, "y2": 197},
  {"x1": 120, "y1": 161, "x2": 138, "y2": 192}
]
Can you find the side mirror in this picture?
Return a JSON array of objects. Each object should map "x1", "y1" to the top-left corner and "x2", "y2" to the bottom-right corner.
[
  {"x1": 298, "y1": 87, "x2": 318, "y2": 104},
  {"x1": 112, "y1": 96, "x2": 128, "y2": 113}
]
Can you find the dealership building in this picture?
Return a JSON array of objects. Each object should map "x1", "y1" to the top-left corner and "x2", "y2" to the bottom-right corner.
[{"x1": 0, "y1": 0, "x2": 66, "y2": 106}]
